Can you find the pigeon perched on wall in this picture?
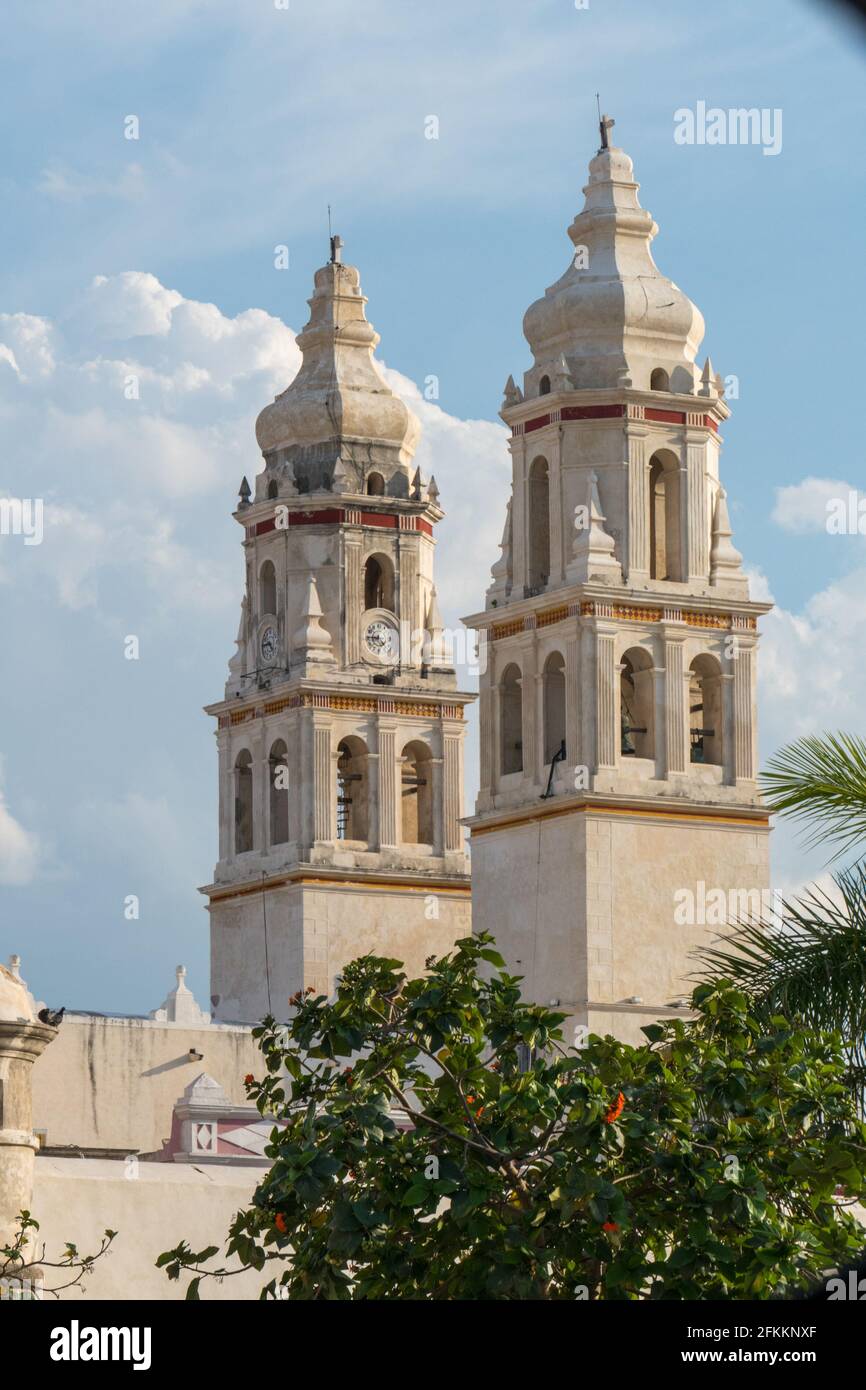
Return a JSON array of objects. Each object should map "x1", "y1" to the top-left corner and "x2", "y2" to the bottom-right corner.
[{"x1": 38, "y1": 1006, "x2": 65, "y2": 1027}]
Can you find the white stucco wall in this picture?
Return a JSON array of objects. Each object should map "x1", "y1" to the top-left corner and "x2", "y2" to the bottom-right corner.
[{"x1": 32, "y1": 1157, "x2": 264, "y2": 1300}]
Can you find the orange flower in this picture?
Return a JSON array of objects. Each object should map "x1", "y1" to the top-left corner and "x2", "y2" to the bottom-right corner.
[
  {"x1": 274, "y1": 1213, "x2": 287, "y2": 1233},
  {"x1": 244, "y1": 1074, "x2": 254, "y2": 1086},
  {"x1": 604, "y1": 1091, "x2": 625, "y2": 1124},
  {"x1": 602, "y1": 1221, "x2": 619, "y2": 1233},
  {"x1": 466, "y1": 1095, "x2": 475, "y2": 1104}
]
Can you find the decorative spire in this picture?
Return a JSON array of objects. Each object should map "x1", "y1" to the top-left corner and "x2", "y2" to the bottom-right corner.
[
  {"x1": 502, "y1": 374, "x2": 523, "y2": 409},
  {"x1": 238, "y1": 476, "x2": 251, "y2": 508},
  {"x1": 699, "y1": 356, "x2": 718, "y2": 398},
  {"x1": 411, "y1": 467, "x2": 423, "y2": 501},
  {"x1": 709, "y1": 487, "x2": 747, "y2": 593},
  {"x1": 426, "y1": 475, "x2": 440, "y2": 505},
  {"x1": 149, "y1": 964, "x2": 211, "y2": 1026},
  {"x1": 423, "y1": 586, "x2": 451, "y2": 666},
  {"x1": 552, "y1": 352, "x2": 573, "y2": 392},
  {"x1": 566, "y1": 471, "x2": 622, "y2": 585},
  {"x1": 487, "y1": 497, "x2": 513, "y2": 606},
  {"x1": 292, "y1": 574, "x2": 335, "y2": 666}
]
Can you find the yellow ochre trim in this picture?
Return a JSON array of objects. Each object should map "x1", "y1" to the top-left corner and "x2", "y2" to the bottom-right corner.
[
  {"x1": 471, "y1": 800, "x2": 770, "y2": 837},
  {"x1": 206, "y1": 873, "x2": 471, "y2": 903}
]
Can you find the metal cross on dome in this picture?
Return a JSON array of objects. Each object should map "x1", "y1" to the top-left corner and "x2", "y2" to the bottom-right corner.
[{"x1": 599, "y1": 111, "x2": 615, "y2": 151}]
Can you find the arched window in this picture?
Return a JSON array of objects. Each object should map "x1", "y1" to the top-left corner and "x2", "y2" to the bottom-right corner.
[
  {"x1": 366, "y1": 472, "x2": 385, "y2": 496},
  {"x1": 401, "y1": 740, "x2": 434, "y2": 846},
  {"x1": 269, "y1": 739, "x2": 289, "y2": 845},
  {"x1": 234, "y1": 750, "x2": 253, "y2": 854},
  {"x1": 648, "y1": 452, "x2": 682, "y2": 581},
  {"x1": 266, "y1": 479, "x2": 279, "y2": 500},
  {"x1": 500, "y1": 664, "x2": 523, "y2": 776},
  {"x1": 689, "y1": 655, "x2": 724, "y2": 766},
  {"x1": 336, "y1": 738, "x2": 369, "y2": 842},
  {"x1": 527, "y1": 457, "x2": 550, "y2": 591},
  {"x1": 364, "y1": 554, "x2": 395, "y2": 612},
  {"x1": 259, "y1": 559, "x2": 277, "y2": 616},
  {"x1": 620, "y1": 648, "x2": 655, "y2": 759},
  {"x1": 650, "y1": 367, "x2": 670, "y2": 392},
  {"x1": 539, "y1": 375, "x2": 551, "y2": 396},
  {"x1": 542, "y1": 652, "x2": 566, "y2": 765}
]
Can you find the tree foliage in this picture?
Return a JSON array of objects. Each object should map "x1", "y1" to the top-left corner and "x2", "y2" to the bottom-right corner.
[{"x1": 161, "y1": 935, "x2": 866, "y2": 1300}]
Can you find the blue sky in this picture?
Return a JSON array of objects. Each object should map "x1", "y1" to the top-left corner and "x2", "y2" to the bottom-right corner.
[{"x1": 1, "y1": 0, "x2": 865, "y2": 1014}]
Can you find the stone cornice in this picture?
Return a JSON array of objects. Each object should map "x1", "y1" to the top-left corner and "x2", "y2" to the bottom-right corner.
[
  {"x1": 500, "y1": 386, "x2": 729, "y2": 434},
  {"x1": 205, "y1": 680, "x2": 477, "y2": 725},
  {"x1": 463, "y1": 581, "x2": 772, "y2": 635}
]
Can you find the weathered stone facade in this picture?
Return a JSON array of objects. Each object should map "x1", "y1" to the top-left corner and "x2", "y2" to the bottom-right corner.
[{"x1": 464, "y1": 126, "x2": 772, "y2": 1043}]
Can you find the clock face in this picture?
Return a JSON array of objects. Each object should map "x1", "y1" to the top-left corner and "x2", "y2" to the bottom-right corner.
[
  {"x1": 364, "y1": 619, "x2": 398, "y2": 664},
  {"x1": 260, "y1": 625, "x2": 278, "y2": 663}
]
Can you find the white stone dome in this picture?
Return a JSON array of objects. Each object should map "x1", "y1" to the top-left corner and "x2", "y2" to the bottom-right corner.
[
  {"x1": 255, "y1": 259, "x2": 420, "y2": 464},
  {"x1": 522, "y1": 143, "x2": 705, "y2": 394}
]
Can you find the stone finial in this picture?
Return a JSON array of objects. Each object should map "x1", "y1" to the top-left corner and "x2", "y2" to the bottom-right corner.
[
  {"x1": 426, "y1": 475, "x2": 440, "y2": 505},
  {"x1": 238, "y1": 476, "x2": 251, "y2": 508},
  {"x1": 423, "y1": 586, "x2": 451, "y2": 666},
  {"x1": 502, "y1": 374, "x2": 523, "y2": 408},
  {"x1": 411, "y1": 467, "x2": 423, "y2": 501},
  {"x1": 150, "y1": 964, "x2": 211, "y2": 1026},
  {"x1": 699, "y1": 356, "x2": 718, "y2": 399},
  {"x1": 292, "y1": 574, "x2": 336, "y2": 666},
  {"x1": 487, "y1": 498, "x2": 513, "y2": 606},
  {"x1": 566, "y1": 470, "x2": 622, "y2": 585},
  {"x1": 709, "y1": 487, "x2": 748, "y2": 594},
  {"x1": 552, "y1": 353, "x2": 573, "y2": 392}
]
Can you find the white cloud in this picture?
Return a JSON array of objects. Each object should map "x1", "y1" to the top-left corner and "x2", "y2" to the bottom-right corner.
[
  {"x1": 0, "y1": 788, "x2": 39, "y2": 885},
  {"x1": 771, "y1": 476, "x2": 862, "y2": 535},
  {"x1": 0, "y1": 312, "x2": 56, "y2": 378},
  {"x1": 37, "y1": 162, "x2": 147, "y2": 205}
]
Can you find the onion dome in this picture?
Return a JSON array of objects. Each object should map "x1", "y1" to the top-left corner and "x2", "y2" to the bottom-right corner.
[
  {"x1": 255, "y1": 240, "x2": 420, "y2": 494},
  {"x1": 522, "y1": 129, "x2": 705, "y2": 395}
]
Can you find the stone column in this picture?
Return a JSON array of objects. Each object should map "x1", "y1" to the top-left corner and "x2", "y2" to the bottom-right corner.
[
  {"x1": 217, "y1": 729, "x2": 231, "y2": 860},
  {"x1": 442, "y1": 731, "x2": 463, "y2": 851},
  {"x1": 477, "y1": 671, "x2": 495, "y2": 805},
  {"x1": 510, "y1": 436, "x2": 528, "y2": 594},
  {"x1": 548, "y1": 427, "x2": 565, "y2": 586},
  {"x1": 429, "y1": 755, "x2": 445, "y2": 855},
  {"x1": 0, "y1": 968, "x2": 56, "y2": 1261},
  {"x1": 564, "y1": 632, "x2": 581, "y2": 777},
  {"x1": 650, "y1": 665, "x2": 666, "y2": 779},
  {"x1": 625, "y1": 422, "x2": 649, "y2": 581},
  {"x1": 398, "y1": 534, "x2": 421, "y2": 666},
  {"x1": 595, "y1": 630, "x2": 618, "y2": 772},
  {"x1": 663, "y1": 633, "x2": 690, "y2": 776},
  {"x1": 518, "y1": 631, "x2": 539, "y2": 786},
  {"x1": 312, "y1": 716, "x2": 333, "y2": 844},
  {"x1": 685, "y1": 430, "x2": 709, "y2": 582},
  {"x1": 732, "y1": 644, "x2": 756, "y2": 782},
  {"x1": 344, "y1": 531, "x2": 363, "y2": 666},
  {"x1": 377, "y1": 723, "x2": 399, "y2": 848}
]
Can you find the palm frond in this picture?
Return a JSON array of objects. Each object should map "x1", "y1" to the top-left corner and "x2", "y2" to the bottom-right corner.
[
  {"x1": 694, "y1": 862, "x2": 866, "y2": 1073},
  {"x1": 760, "y1": 733, "x2": 866, "y2": 861}
]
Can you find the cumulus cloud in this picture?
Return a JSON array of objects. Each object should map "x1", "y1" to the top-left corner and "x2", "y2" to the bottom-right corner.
[
  {"x1": 771, "y1": 476, "x2": 864, "y2": 536},
  {"x1": 0, "y1": 788, "x2": 39, "y2": 886}
]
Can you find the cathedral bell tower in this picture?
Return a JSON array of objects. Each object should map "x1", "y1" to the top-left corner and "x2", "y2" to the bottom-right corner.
[
  {"x1": 463, "y1": 121, "x2": 772, "y2": 1043},
  {"x1": 204, "y1": 238, "x2": 473, "y2": 1023}
]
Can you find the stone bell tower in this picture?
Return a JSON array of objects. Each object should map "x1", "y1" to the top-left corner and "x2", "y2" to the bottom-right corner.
[
  {"x1": 463, "y1": 119, "x2": 772, "y2": 1044},
  {"x1": 204, "y1": 238, "x2": 473, "y2": 1024}
]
